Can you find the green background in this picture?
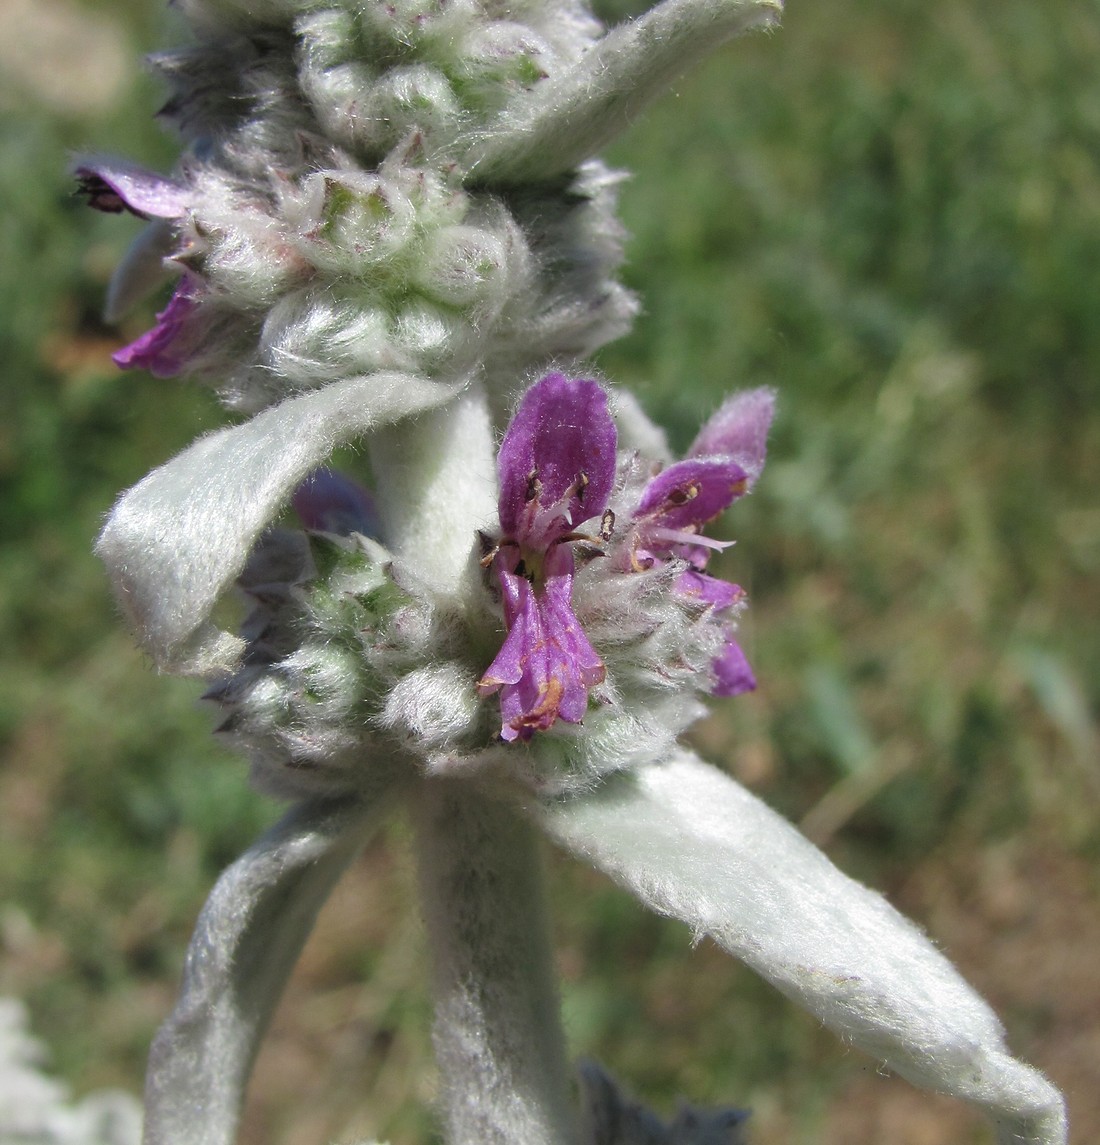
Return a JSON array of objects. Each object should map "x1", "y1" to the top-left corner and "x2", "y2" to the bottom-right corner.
[{"x1": 1, "y1": 0, "x2": 1096, "y2": 1141}]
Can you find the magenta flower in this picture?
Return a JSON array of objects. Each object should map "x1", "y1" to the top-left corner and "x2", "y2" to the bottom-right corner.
[
  {"x1": 74, "y1": 158, "x2": 189, "y2": 220},
  {"x1": 478, "y1": 373, "x2": 617, "y2": 741},
  {"x1": 73, "y1": 160, "x2": 207, "y2": 378},
  {"x1": 111, "y1": 276, "x2": 203, "y2": 378},
  {"x1": 624, "y1": 387, "x2": 775, "y2": 697}
]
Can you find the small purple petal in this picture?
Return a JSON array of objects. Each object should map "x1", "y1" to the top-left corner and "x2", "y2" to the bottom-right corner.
[
  {"x1": 542, "y1": 559, "x2": 606, "y2": 692},
  {"x1": 712, "y1": 635, "x2": 756, "y2": 697},
  {"x1": 497, "y1": 373, "x2": 617, "y2": 545},
  {"x1": 479, "y1": 572, "x2": 534, "y2": 690},
  {"x1": 688, "y1": 387, "x2": 776, "y2": 485},
  {"x1": 292, "y1": 469, "x2": 379, "y2": 536},
  {"x1": 675, "y1": 571, "x2": 755, "y2": 696},
  {"x1": 674, "y1": 569, "x2": 744, "y2": 611},
  {"x1": 74, "y1": 158, "x2": 189, "y2": 220},
  {"x1": 112, "y1": 278, "x2": 200, "y2": 377},
  {"x1": 635, "y1": 457, "x2": 750, "y2": 532},
  {"x1": 479, "y1": 554, "x2": 604, "y2": 741}
]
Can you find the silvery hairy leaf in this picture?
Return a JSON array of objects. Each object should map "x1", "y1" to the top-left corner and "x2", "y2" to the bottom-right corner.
[
  {"x1": 534, "y1": 752, "x2": 1066, "y2": 1145},
  {"x1": 144, "y1": 782, "x2": 404, "y2": 1145},
  {"x1": 464, "y1": 0, "x2": 782, "y2": 184},
  {"x1": 96, "y1": 372, "x2": 461, "y2": 675}
]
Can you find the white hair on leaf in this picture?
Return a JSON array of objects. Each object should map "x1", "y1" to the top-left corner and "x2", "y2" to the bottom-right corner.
[
  {"x1": 535, "y1": 752, "x2": 1067, "y2": 1145},
  {"x1": 96, "y1": 372, "x2": 463, "y2": 675}
]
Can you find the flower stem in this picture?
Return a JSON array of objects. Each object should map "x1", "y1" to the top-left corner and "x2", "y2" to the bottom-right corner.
[
  {"x1": 410, "y1": 779, "x2": 577, "y2": 1145},
  {"x1": 368, "y1": 386, "x2": 498, "y2": 598}
]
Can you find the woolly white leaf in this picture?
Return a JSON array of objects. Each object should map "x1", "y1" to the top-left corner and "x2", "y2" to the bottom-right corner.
[
  {"x1": 535, "y1": 752, "x2": 1066, "y2": 1145},
  {"x1": 144, "y1": 788, "x2": 401, "y2": 1145},
  {"x1": 96, "y1": 372, "x2": 461, "y2": 674},
  {"x1": 464, "y1": 0, "x2": 782, "y2": 184}
]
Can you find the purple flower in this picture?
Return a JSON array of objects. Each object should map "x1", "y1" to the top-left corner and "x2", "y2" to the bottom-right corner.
[
  {"x1": 687, "y1": 386, "x2": 775, "y2": 482},
  {"x1": 112, "y1": 277, "x2": 202, "y2": 377},
  {"x1": 479, "y1": 373, "x2": 617, "y2": 741},
  {"x1": 628, "y1": 456, "x2": 748, "y2": 570},
  {"x1": 624, "y1": 387, "x2": 775, "y2": 696},
  {"x1": 74, "y1": 159, "x2": 189, "y2": 220},
  {"x1": 675, "y1": 569, "x2": 756, "y2": 696},
  {"x1": 292, "y1": 469, "x2": 379, "y2": 537}
]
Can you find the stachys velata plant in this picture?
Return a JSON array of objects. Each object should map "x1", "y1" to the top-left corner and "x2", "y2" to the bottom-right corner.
[{"x1": 78, "y1": 0, "x2": 1066, "y2": 1142}]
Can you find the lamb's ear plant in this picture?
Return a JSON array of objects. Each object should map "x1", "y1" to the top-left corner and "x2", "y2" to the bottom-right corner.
[{"x1": 81, "y1": 0, "x2": 1067, "y2": 1142}]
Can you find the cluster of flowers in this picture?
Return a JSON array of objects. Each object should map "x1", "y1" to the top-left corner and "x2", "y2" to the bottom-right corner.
[{"x1": 211, "y1": 372, "x2": 772, "y2": 798}]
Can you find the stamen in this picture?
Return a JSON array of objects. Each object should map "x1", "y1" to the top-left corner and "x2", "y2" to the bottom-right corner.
[
  {"x1": 651, "y1": 525, "x2": 734, "y2": 553},
  {"x1": 665, "y1": 483, "x2": 700, "y2": 506}
]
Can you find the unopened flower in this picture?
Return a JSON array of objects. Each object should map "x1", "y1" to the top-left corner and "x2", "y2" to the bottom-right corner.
[
  {"x1": 74, "y1": 159, "x2": 189, "y2": 220},
  {"x1": 291, "y1": 467, "x2": 379, "y2": 537}
]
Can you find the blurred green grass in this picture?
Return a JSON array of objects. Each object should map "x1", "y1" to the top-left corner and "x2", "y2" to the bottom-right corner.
[{"x1": 1, "y1": 0, "x2": 1097, "y2": 1141}]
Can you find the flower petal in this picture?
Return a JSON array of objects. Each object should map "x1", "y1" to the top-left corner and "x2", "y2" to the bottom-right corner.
[
  {"x1": 535, "y1": 753, "x2": 1066, "y2": 1145},
  {"x1": 479, "y1": 561, "x2": 604, "y2": 741},
  {"x1": 497, "y1": 373, "x2": 617, "y2": 541},
  {"x1": 96, "y1": 372, "x2": 462, "y2": 674},
  {"x1": 711, "y1": 635, "x2": 756, "y2": 696},
  {"x1": 143, "y1": 788, "x2": 401, "y2": 1145},
  {"x1": 688, "y1": 387, "x2": 776, "y2": 486},
  {"x1": 635, "y1": 458, "x2": 749, "y2": 533},
  {"x1": 112, "y1": 277, "x2": 201, "y2": 377},
  {"x1": 673, "y1": 569, "x2": 742, "y2": 610},
  {"x1": 74, "y1": 157, "x2": 189, "y2": 219}
]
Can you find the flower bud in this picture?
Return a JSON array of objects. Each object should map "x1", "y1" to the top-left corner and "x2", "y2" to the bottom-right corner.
[
  {"x1": 381, "y1": 663, "x2": 482, "y2": 749},
  {"x1": 258, "y1": 288, "x2": 393, "y2": 386},
  {"x1": 294, "y1": 171, "x2": 418, "y2": 278},
  {"x1": 452, "y1": 22, "x2": 553, "y2": 113},
  {"x1": 359, "y1": 0, "x2": 480, "y2": 57},
  {"x1": 392, "y1": 298, "x2": 473, "y2": 373},
  {"x1": 412, "y1": 224, "x2": 511, "y2": 309}
]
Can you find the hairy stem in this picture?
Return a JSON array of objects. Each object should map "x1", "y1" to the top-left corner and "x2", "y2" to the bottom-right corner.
[
  {"x1": 411, "y1": 779, "x2": 577, "y2": 1145},
  {"x1": 368, "y1": 385, "x2": 498, "y2": 599}
]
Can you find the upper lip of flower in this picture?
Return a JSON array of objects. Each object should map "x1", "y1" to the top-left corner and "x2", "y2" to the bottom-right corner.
[
  {"x1": 627, "y1": 456, "x2": 748, "y2": 568},
  {"x1": 495, "y1": 373, "x2": 618, "y2": 549},
  {"x1": 73, "y1": 158, "x2": 190, "y2": 220}
]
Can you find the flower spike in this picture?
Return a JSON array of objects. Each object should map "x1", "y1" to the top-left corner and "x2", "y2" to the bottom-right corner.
[{"x1": 81, "y1": 0, "x2": 1065, "y2": 1136}]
